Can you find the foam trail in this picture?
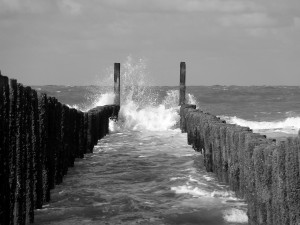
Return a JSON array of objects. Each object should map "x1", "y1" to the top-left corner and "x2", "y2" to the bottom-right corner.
[
  {"x1": 222, "y1": 115, "x2": 300, "y2": 134},
  {"x1": 223, "y1": 208, "x2": 248, "y2": 223},
  {"x1": 171, "y1": 185, "x2": 210, "y2": 197}
]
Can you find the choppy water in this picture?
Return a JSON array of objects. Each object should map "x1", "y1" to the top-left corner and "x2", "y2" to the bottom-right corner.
[
  {"x1": 32, "y1": 57, "x2": 300, "y2": 224},
  {"x1": 34, "y1": 130, "x2": 248, "y2": 225},
  {"x1": 33, "y1": 85, "x2": 300, "y2": 136}
]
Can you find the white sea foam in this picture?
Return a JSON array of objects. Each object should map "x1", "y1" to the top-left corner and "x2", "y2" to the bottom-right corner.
[
  {"x1": 67, "y1": 92, "x2": 115, "y2": 112},
  {"x1": 188, "y1": 176, "x2": 209, "y2": 186},
  {"x1": 223, "y1": 208, "x2": 248, "y2": 223},
  {"x1": 66, "y1": 104, "x2": 79, "y2": 110},
  {"x1": 170, "y1": 177, "x2": 185, "y2": 181},
  {"x1": 89, "y1": 56, "x2": 198, "y2": 132},
  {"x1": 171, "y1": 185, "x2": 210, "y2": 197},
  {"x1": 203, "y1": 175, "x2": 214, "y2": 181},
  {"x1": 91, "y1": 92, "x2": 115, "y2": 107},
  {"x1": 118, "y1": 100, "x2": 180, "y2": 131},
  {"x1": 222, "y1": 116, "x2": 300, "y2": 134},
  {"x1": 211, "y1": 190, "x2": 235, "y2": 198},
  {"x1": 171, "y1": 184, "x2": 236, "y2": 199},
  {"x1": 68, "y1": 56, "x2": 198, "y2": 131}
]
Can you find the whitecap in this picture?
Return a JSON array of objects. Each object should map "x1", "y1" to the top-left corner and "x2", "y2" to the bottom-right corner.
[
  {"x1": 171, "y1": 185, "x2": 210, "y2": 197},
  {"x1": 221, "y1": 115, "x2": 300, "y2": 135}
]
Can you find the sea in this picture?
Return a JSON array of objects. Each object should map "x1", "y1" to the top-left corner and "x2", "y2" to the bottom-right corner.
[{"x1": 32, "y1": 60, "x2": 300, "y2": 225}]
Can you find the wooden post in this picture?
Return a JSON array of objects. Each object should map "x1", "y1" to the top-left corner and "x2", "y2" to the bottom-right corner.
[
  {"x1": 0, "y1": 73, "x2": 10, "y2": 225},
  {"x1": 9, "y1": 79, "x2": 17, "y2": 224},
  {"x1": 179, "y1": 62, "x2": 186, "y2": 105},
  {"x1": 114, "y1": 63, "x2": 120, "y2": 106}
]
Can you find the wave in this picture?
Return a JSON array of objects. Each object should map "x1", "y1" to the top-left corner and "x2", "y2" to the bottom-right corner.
[
  {"x1": 70, "y1": 56, "x2": 198, "y2": 132},
  {"x1": 222, "y1": 116, "x2": 300, "y2": 134},
  {"x1": 67, "y1": 92, "x2": 115, "y2": 112}
]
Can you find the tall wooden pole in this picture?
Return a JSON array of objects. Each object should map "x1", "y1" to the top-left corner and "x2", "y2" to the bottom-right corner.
[
  {"x1": 114, "y1": 63, "x2": 120, "y2": 106},
  {"x1": 179, "y1": 62, "x2": 186, "y2": 105}
]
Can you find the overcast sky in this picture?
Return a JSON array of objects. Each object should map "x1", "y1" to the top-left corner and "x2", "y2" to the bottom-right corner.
[{"x1": 0, "y1": 0, "x2": 299, "y2": 85}]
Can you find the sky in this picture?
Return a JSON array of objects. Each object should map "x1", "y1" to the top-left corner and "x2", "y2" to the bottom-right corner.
[{"x1": 0, "y1": 0, "x2": 300, "y2": 86}]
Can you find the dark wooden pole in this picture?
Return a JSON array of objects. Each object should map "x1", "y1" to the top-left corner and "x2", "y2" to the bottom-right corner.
[
  {"x1": 0, "y1": 73, "x2": 10, "y2": 225},
  {"x1": 114, "y1": 63, "x2": 120, "y2": 106},
  {"x1": 179, "y1": 62, "x2": 186, "y2": 105}
]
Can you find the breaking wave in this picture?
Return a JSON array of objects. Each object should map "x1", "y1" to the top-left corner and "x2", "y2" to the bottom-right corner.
[{"x1": 222, "y1": 115, "x2": 300, "y2": 134}]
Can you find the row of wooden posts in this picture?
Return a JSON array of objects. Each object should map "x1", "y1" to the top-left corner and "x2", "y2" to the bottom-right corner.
[
  {"x1": 0, "y1": 68, "x2": 120, "y2": 225},
  {"x1": 178, "y1": 63, "x2": 300, "y2": 225}
]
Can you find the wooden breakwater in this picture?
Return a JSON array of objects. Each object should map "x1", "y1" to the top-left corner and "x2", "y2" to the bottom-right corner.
[
  {"x1": 0, "y1": 72, "x2": 120, "y2": 225},
  {"x1": 180, "y1": 104, "x2": 300, "y2": 225}
]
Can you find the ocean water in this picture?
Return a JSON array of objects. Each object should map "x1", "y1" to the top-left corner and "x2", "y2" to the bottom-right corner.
[
  {"x1": 33, "y1": 59, "x2": 299, "y2": 224},
  {"x1": 33, "y1": 84, "x2": 300, "y2": 137}
]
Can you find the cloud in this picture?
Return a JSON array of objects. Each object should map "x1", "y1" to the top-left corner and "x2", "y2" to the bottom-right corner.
[
  {"x1": 0, "y1": 0, "x2": 55, "y2": 14},
  {"x1": 294, "y1": 17, "x2": 300, "y2": 28},
  {"x1": 219, "y1": 13, "x2": 276, "y2": 28},
  {"x1": 100, "y1": 0, "x2": 260, "y2": 13},
  {"x1": 57, "y1": 0, "x2": 82, "y2": 15},
  {"x1": 108, "y1": 21, "x2": 132, "y2": 36},
  {"x1": 0, "y1": 0, "x2": 21, "y2": 12},
  {"x1": 171, "y1": 0, "x2": 260, "y2": 13},
  {"x1": 0, "y1": 0, "x2": 81, "y2": 15}
]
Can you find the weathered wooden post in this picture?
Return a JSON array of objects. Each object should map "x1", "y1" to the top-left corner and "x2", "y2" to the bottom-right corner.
[
  {"x1": 9, "y1": 79, "x2": 17, "y2": 224},
  {"x1": 38, "y1": 93, "x2": 49, "y2": 206},
  {"x1": 114, "y1": 63, "x2": 120, "y2": 106},
  {"x1": 0, "y1": 72, "x2": 10, "y2": 225},
  {"x1": 179, "y1": 62, "x2": 186, "y2": 105},
  {"x1": 30, "y1": 89, "x2": 39, "y2": 219}
]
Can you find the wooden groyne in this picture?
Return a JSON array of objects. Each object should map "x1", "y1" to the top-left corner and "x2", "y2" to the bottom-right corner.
[
  {"x1": 180, "y1": 104, "x2": 300, "y2": 225},
  {"x1": 0, "y1": 72, "x2": 119, "y2": 225}
]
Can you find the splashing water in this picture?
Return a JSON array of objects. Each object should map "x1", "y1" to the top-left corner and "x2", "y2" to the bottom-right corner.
[
  {"x1": 92, "y1": 92, "x2": 115, "y2": 107},
  {"x1": 117, "y1": 93, "x2": 180, "y2": 131},
  {"x1": 79, "y1": 56, "x2": 199, "y2": 131}
]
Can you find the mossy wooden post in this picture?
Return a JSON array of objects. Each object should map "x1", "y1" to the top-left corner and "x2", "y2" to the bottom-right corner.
[
  {"x1": 277, "y1": 141, "x2": 289, "y2": 224},
  {"x1": 24, "y1": 86, "x2": 33, "y2": 224},
  {"x1": 179, "y1": 62, "x2": 186, "y2": 105},
  {"x1": 9, "y1": 79, "x2": 17, "y2": 224},
  {"x1": 285, "y1": 138, "x2": 300, "y2": 224},
  {"x1": 68, "y1": 109, "x2": 76, "y2": 167},
  {"x1": 61, "y1": 105, "x2": 70, "y2": 176},
  {"x1": 114, "y1": 63, "x2": 120, "y2": 106},
  {"x1": 78, "y1": 112, "x2": 84, "y2": 159},
  {"x1": 83, "y1": 113, "x2": 88, "y2": 154},
  {"x1": 47, "y1": 97, "x2": 56, "y2": 191},
  {"x1": 0, "y1": 73, "x2": 10, "y2": 225},
  {"x1": 47, "y1": 98, "x2": 54, "y2": 190},
  {"x1": 15, "y1": 84, "x2": 26, "y2": 224},
  {"x1": 31, "y1": 90, "x2": 39, "y2": 222},
  {"x1": 55, "y1": 101, "x2": 63, "y2": 184},
  {"x1": 38, "y1": 93, "x2": 49, "y2": 205}
]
